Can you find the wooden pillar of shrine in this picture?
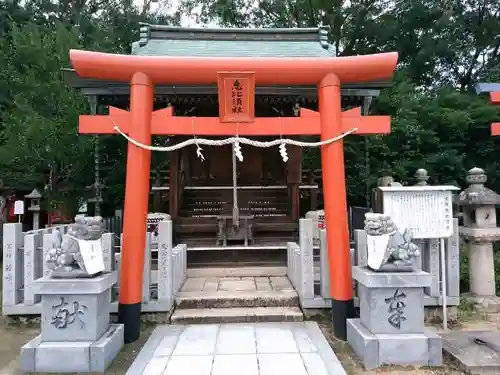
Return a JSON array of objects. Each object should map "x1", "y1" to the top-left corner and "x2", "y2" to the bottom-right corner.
[
  {"x1": 169, "y1": 149, "x2": 180, "y2": 218},
  {"x1": 151, "y1": 171, "x2": 162, "y2": 212},
  {"x1": 181, "y1": 145, "x2": 191, "y2": 186},
  {"x1": 287, "y1": 144, "x2": 302, "y2": 220}
]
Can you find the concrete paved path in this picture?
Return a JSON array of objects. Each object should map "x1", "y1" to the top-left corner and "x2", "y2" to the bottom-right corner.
[{"x1": 126, "y1": 322, "x2": 347, "y2": 375}]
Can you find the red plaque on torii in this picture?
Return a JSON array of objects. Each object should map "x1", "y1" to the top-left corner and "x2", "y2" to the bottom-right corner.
[{"x1": 217, "y1": 72, "x2": 255, "y2": 123}]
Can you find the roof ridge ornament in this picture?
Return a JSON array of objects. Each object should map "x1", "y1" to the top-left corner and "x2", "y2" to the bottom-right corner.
[{"x1": 138, "y1": 23, "x2": 151, "y2": 47}]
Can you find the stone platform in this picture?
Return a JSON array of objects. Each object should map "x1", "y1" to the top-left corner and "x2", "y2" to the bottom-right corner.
[
  {"x1": 171, "y1": 275, "x2": 302, "y2": 324},
  {"x1": 347, "y1": 319, "x2": 442, "y2": 369},
  {"x1": 346, "y1": 266, "x2": 442, "y2": 369},
  {"x1": 441, "y1": 330, "x2": 500, "y2": 375},
  {"x1": 127, "y1": 322, "x2": 346, "y2": 375},
  {"x1": 19, "y1": 272, "x2": 123, "y2": 373},
  {"x1": 21, "y1": 324, "x2": 124, "y2": 372}
]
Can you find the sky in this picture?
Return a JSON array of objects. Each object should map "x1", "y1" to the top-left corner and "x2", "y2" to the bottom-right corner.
[{"x1": 134, "y1": 0, "x2": 208, "y2": 27}]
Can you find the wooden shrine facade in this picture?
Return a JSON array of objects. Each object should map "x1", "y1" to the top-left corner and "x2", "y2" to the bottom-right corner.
[{"x1": 63, "y1": 25, "x2": 391, "y2": 248}]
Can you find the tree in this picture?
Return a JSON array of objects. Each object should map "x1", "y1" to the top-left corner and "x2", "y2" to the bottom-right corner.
[
  {"x1": 1, "y1": 0, "x2": 499, "y2": 213},
  {"x1": 0, "y1": 22, "x2": 94, "y2": 213},
  {"x1": 175, "y1": 0, "x2": 500, "y2": 203}
]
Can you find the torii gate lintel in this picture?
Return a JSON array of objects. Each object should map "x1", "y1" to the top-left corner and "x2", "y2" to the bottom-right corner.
[
  {"x1": 71, "y1": 50, "x2": 398, "y2": 344},
  {"x1": 79, "y1": 106, "x2": 391, "y2": 136}
]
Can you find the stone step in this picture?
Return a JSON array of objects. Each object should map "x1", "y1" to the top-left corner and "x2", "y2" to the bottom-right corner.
[
  {"x1": 186, "y1": 266, "x2": 287, "y2": 278},
  {"x1": 170, "y1": 306, "x2": 304, "y2": 324},
  {"x1": 175, "y1": 290, "x2": 299, "y2": 309}
]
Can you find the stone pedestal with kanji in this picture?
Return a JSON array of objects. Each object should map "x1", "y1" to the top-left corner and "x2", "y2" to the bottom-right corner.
[
  {"x1": 19, "y1": 272, "x2": 123, "y2": 373},
  {"x1": 347, "y1": 266, "x2": 442, "y2": 369}
]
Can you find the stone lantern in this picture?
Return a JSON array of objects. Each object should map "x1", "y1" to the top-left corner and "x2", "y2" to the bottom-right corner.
[
  {"x1": 371, "y1": 175, "x2": 402, "y2": 212},
  {"x1": 457, "y1": 167, "x2": 500, "y2": 312},
  {"x1": 414, "y1": 168, "x2": 430, "y2": 186},
  {"x1": 25, "y1": 188, "x2": 42, "y2": 230}
]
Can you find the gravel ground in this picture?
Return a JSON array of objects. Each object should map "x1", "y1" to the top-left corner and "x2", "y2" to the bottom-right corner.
[
  {"x1": 0, "y1": 316, "x2": 483, "y2": 375},
  {"x1": 0, "y1": 275, "x2": 494, "y2": 374}
]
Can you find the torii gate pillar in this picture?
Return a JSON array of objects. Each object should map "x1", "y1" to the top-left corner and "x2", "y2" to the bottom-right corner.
[
  {"x1": 118, "y1": 73, "x2": 154, "y2": 339},
  {"x1": 319, "y1": 74, "x2": 355, "y2": 328}
]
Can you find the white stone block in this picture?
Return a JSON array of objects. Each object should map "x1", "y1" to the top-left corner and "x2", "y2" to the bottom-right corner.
[
  {"x1": 423, "y1": 239, "x2": 441, "y2": 297},
  {"x1": 446, "y1": 219, "x2": 460, "y2": 298},
  {"x1": 3, "y1": 223, "x2": 23, "y2": 308},
  {"x1": 23, "y1": 232, "x2": 43, "y2": 305},
  {"x1": 141, "y1": 233, "x2": 152, "y2": 303},
  {"x1": 299, "y1": 219, "x2": 314, "y2": 300},
  {"x1": 157, "y1": 220, "x2": 173, "y2": 310}
]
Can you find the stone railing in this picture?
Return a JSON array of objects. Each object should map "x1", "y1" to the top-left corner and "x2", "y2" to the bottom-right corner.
[
  {"x1": 287, "y1": 218, "x2": 354, "y2": 308},
  {"x1": 2, "y1": 220, "x2": 187, "y2": 316},
  {"x1": 287, "y1": 217, "x2": 460, "y2": 309}
]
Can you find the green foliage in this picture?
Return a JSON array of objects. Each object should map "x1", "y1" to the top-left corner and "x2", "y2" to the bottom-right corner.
[
  {"x1": 0, "y1": 0, "x2": 178, "y2": 213},
  {"x1": 0, "y1": 18, "x2": 93, "y2": 210},
  {"x1": 0, "y1": 0, "x2": 499, "y2": 216},
  {"x1": 175, "y1": 0, "x2": 500, "y2": 202},
  {"x1": 1, "y1": 0, "x2": 500, "y2": 290}
]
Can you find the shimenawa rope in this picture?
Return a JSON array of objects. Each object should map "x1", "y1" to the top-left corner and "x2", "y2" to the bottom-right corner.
[{"x1": 109, "y1": 117, "x2": 358, "y2": 162}]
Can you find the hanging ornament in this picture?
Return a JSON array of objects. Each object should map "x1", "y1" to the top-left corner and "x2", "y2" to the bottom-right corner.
[
  {"x1": 279, "y1": 142, "x2": 289, "y2": 162},
  {"x1": 234, "y1": 141, "x2": 243, "y2": 162},
  {"x1": 196, "y1": 144, "x2": 205, "y2": 161}
]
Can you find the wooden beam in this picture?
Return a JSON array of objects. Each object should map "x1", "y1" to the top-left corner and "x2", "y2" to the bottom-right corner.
[
  {"x1": 62, "y1": 67, "x2": 392, "y2": 93},
  {"x1": 70, "y1": 50, "x2": 398, "y2": 85},
  {"x1": 300, "y1": 107, "x2": 391, "y2": 135},
  {"x1": 79, "y1": 106, "x2": 130, "y2": 134},
  {"x1": 491, "y1": 123, "x2": 500, "y2": 136},
  {"x1": 79, "y1": 106, "x2": 391, "y2": 136}
]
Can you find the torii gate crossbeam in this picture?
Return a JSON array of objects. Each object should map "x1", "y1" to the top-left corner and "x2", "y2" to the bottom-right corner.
[{"x1": 70, "y1": 50, "x2": 398, "y2": 343}]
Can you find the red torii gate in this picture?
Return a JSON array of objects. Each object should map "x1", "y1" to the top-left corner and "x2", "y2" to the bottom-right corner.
[
  {"x1": 70, "y1": 49, "x2": 398, "y2": 343},
  {"x1": 489, "y1": 91, "x2": 500, "y2": 136}
]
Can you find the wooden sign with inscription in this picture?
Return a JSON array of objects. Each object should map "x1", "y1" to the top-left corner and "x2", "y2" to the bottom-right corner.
[
  {"x1": 378, "y1": 186, "x2": 459, "y2": 239},
  {"x1": 217, "y1": 72, "x2": 255, "y2": 123}
]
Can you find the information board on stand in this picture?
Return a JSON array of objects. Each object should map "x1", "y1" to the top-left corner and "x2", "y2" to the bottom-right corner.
[
  {"x1": 378, "y1": 186, "x2": 460, "y2": 239},
  {"x1": 377, "y1": 185, "x2": 460, "y2": 331}
]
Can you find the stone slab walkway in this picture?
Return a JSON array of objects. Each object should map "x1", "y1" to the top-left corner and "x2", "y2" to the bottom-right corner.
[
  {"x1": 126, "y1": 322, "x2": 346, "y2": 375},
  {"x1": 179, "y1": 276, "x2": 294, "y2": 293},
  {"x1": 441, "y1": 330, "x2": 500, "y2": 374}
]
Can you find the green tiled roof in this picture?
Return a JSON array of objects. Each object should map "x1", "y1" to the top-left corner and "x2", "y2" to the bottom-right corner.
[{"x1": 131, "y1": 23, "x2": 335, "y2": 58}]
